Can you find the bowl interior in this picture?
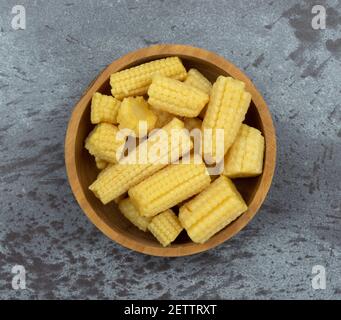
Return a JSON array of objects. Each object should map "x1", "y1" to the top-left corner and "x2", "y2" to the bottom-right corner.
[{"x1": 75, "y1": 55, "x2": 264, "y2": 249}]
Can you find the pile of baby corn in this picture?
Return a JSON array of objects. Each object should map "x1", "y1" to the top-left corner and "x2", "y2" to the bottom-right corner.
[{"x1": 84, "y1": 57, "x2": 265, "y2": 247}]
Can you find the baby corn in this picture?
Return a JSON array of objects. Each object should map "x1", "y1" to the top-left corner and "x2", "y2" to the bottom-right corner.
[
  {"x1": 110, "y1": 57, "x2": 187, "y2": 99},
  {"x1": 90, "y1": 92, "x2": 121, "y2": 124},
  {"x1": 184, "y1": 68, "x2": 212, "y2": 95},
  {"x1": 148, "y1": 209, "x2": 183, "y2": 247},
  {"x1": 117, "y1": 97, "x2": 157, "y2": 137},
  {"x1": 148, "y1": 75, "x2": 209, "y2": 117},
  {"x1": 89, "y1": 118, "x2": 193, "y2": 204},
  {"x1": 179, "y1": 176, "x2": 247, "y2": 243},
  {"x1": 85, "y1": 123, "x2": 126, "y2": 163},
  {"x1": 118, "y1": 198, "x2": 151, "y2": 232},
  {"x1": 114, "y1": 193, "x2": 126, "y2": 204},
  {"x1": 223, "y1": 124, "x2": 264, "y2": 178},
  {"x1": 150, "y1": 107, "x2": 175, "y2": 128},
  {"x1": 95, "y1": 157, "x2": 108, "y2": 170},
  {"x1": 128, "y1": 159, "x2": 211, "y2": 217},
  {"x1": 183, "y1": 117, "x2": 202, "y2": 132},
  {"x1": 202, "y1": 76, "x2": 251, "y2": 163}
]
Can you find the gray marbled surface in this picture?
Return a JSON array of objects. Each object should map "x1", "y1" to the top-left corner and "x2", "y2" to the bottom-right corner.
[{"x1": 0, "y1": 0, "x2": 340, "y2": 300}]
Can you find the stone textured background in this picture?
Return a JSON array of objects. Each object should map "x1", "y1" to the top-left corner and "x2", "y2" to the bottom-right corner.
[{"x1": 0, "y1": 0, "x2": 340, "y2": 299}]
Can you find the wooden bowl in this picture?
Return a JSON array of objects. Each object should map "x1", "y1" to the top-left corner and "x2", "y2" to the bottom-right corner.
[{"x1": 65, "y1": 44, "x2": 276, "y2": 257}]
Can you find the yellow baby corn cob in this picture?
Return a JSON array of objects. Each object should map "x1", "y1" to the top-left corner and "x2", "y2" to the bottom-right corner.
[
  {"x1": 148, "y1": 209, "x2": 183, "y2": 247},
  {"x1": 114, "y1": 193, "x2": 126, "y2": 204},
  {"x1": 179, "y1": 176, "x2": 247, "y2": 243},
  {"x1": 110, "y1": 57, "x2": 187, "y2": 99},
  {"x1": 184, "y1": 68, "x2": 212, "y2": 95},
  {"x1": 202, "y1": 76, "x2": 251, "y2": 163},
  {"x1": 128, "y1": 159, "x2": 211, "y2": 217},
  {"x1": 117, "y1": 97, "x2": 157, "y2": 137},
  {"x1": 89, "y1": 118, "x2": 193, "y2": 204},
  {"x1": 95, "y1": 157, "x2": 107, "y2": 170},
  {"x1": 183, "y1": 117, "x2": 202, "y2": 132},
  {"x1": 118, "y1": 198, "x2": 152, "y2": 232},
  {"x1": 148, "y1": 75, "x2": 209, "y2": 117},
  {"x1": 85, "y1": 123, "x2": 126, "y2": 163},
  {"x1": 223, "y1": 124, "x2": 264, "y2": 178},
  {"x1": 97, "y1": 163, "x2": 113, "y2": 179},
  {"x1": 150, "y1": 107, "x2": 175, "y2": 128},
  {"x1": 90, "y1": 92, "x2": 121, "y2": 124}
]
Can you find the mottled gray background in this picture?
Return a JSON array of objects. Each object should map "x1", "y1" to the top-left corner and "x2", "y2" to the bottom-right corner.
[{"x1": 0, "y1": 0, "x2": 340, "y2": 300}]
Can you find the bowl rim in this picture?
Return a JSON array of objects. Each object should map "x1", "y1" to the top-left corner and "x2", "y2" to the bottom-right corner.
[{"x1": 65, "y1": 44, "x2": 276, "y2": 257}]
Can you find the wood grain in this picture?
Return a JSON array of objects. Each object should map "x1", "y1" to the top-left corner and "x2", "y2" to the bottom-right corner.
[{"x1": 65, "y1": 44, "x2": 277, "y2": 257}]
